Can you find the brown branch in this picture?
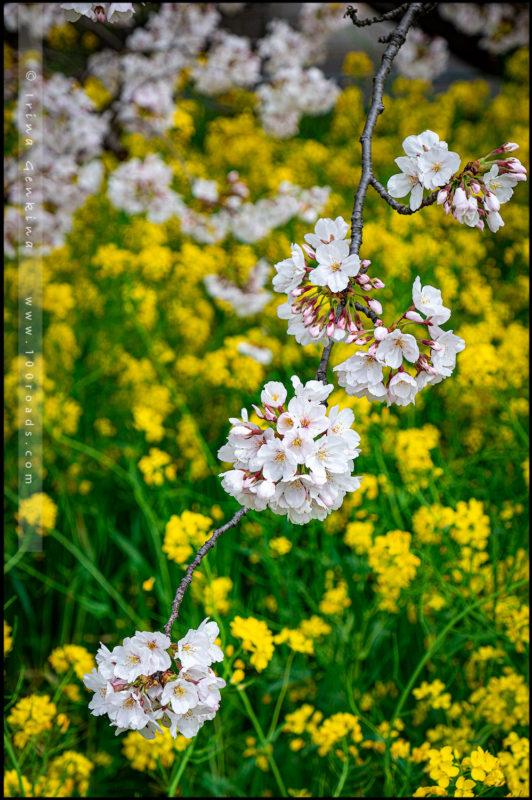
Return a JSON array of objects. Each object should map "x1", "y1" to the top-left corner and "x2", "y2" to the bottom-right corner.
[
  {"x1": 350, "y1": 2, "x2": 425, "y2": 256},
  {"x1": 369, "y1": 175, "x2": 440, "y2": 213},
  {"x1": 316, "y1": 3, "x2": 422, "y2": 385},
  {"x1": 164, "y1": 506, "x2": 250, "y2": 637},
  {"x1": 344, "y1": 3, "x2": 411, "y2": 27}
]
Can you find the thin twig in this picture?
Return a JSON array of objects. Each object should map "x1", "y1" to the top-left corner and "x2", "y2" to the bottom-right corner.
[
  {"x1": 344, "y1": 3, "x2": 411, "y2": 27},
  {"x1": 164, "y1": 506, "x2": 249, "y2": 637},
  {"x1": 369, "y1": 175, "x2": 439, "y2": 213}
]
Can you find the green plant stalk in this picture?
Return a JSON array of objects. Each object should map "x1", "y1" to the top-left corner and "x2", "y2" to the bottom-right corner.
[
  {"x1": 238, "y1": 685, "x2": 287, "y2": 797},
  {"x1": 167, "y1": 738, "x2": 196, "y2": 798}
]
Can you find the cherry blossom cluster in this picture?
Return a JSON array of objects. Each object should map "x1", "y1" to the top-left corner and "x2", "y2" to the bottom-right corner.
[
  {"x1": 387, "y1": 130, "x2": 461, "y2": 211},
  {"x1": 218, "y1": 376, "x2": 362, "y2": 524},
  {"x1": 274, "y1": 216, "x2": 386, "y2": 347},
  {"x1": 334, "y1": 275, "x2": 465, "y2": 407},
  {"x1": 436, "y1": 143, "x2": 527, "y2": 233},
  {"x1": 83, "y1": 620, "x2": 225, "y2": 740}
]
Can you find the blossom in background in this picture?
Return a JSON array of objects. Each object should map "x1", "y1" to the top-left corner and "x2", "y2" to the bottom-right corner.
[
  {"x1": 83, "y1": 620, "x2": 225, "y2": 739},
  {"x1": 394, "y1": 27, "x2": 449, "y2": 81},
  {"x1": 218, "y1": 376, "x2": 362, "y2": 524}
]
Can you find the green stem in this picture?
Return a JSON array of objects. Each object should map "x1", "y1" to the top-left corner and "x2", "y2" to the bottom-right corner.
[
  {"x1": 4, "y1": 730, "x2": 26, "y2": 796},
  {"x1": 167, "y1": 738, "x2": 195, "y2": 798},
  {"x1": 238, "y1": 686, "x2": 287, "y2": 797},
  {"x1": 267, "y1": 651, "x2": 294, "y2": 740},
  {"x1": 333, "y1": 743, "x2": 350, "y2": 798}
]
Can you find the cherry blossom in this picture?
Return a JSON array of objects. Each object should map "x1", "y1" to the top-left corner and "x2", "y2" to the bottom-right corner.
[
  {"x1": 84, "y1": 620, "x2": 225, "y2": 739},
  {"x1": 219, "y1": 376, "x2": 362, "y2": 524}
]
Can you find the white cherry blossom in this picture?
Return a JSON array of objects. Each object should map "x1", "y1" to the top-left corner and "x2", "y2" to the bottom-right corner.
[
  {"x1": 387, "y1": 156, "x2": 424, "y2": 210},
  {"x1": 312, "y1": 240, "x2": 361, "y2": 292},
  {"x1": 377, "y1": 329, "x2": 420, "y2": 369},
  {"x1": 412, "y1": 275, "x2": 451, "y2": 325},
  {"x1": 387, "y1": 372, "x2": 419, "y2": 407}
]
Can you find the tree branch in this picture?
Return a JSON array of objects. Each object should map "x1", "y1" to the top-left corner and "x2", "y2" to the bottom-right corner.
[
  {"x1": 316, "y1": 3, "x2": 422, "y2": 385},
  {"x1": 350, "y1": 2, "x2": 424, "y2": 256},
  {"x1": 369, "y1": 175, "x2": 440, "y2": 213},
  {"x1": 344, "y1": 3, "x2": 411, "y2": 27},
  {"x1": 164, "y1": 506, "x2": 249, "y2": 637}
]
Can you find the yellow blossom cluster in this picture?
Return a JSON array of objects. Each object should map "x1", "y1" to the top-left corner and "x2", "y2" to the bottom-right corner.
[
  {"x1": 368, "y1": 530, "x2": 420, "y2": 612},
  {"x1": 230, "y1": 616, "x2": 275, "y2": 672},
  {"x1": 48, "y1": 645, "x2": 95, "y2": 681},
  {"x1": 7, "y1": 694, "x2": 57, "y2": 749},
  {"x1": 191, "y1": 574, "x2": 233, "y2": 615},
  {"x1": 162, "y1": 510, "x2": 213, "y2": 565},
  {"x1": 122, "y1": 728, "x2": 188, "y2": 771},
  {"x1": 319, "y1": 571, "x2": 351, "y2": 615},
  {"x1": 4, "y1": 620, "x2": 13, "y2": 655},
  {"x1": 137, "y1": 448, "x2": 177, "y2": 486},
  {"x1": 16, "y1": 493, "x2": 58, "y2": 536}
]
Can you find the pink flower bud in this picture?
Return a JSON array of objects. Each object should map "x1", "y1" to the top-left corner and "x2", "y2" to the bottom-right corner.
[
  {"x1": 476, "y1": 219, "x2": 484, "y2": 231},
  {"x1": 309, "y1": 324, "x2": 323, "y2": 338},
  {"x1": 503, "y1": 158, "x2": 527, "y2": 174},
  {"x1": 374, "y1": 326, "x2": 388, "y2": 341},
  {"x1": 470, "y1": 181, "x2": 481, "y2": 193},
  {"x1": 437, "y1": 188, "x2": 448, "y2": 204},
  {"x1": 337, "y1": 312, "x2": 347, "y2": 330},
  {"x1": 263, "y1": 406, "x2": 277, "y2": 422},
  {"x1": 421, "y1": 339, "x2": 442, "y2": 350},
  {"x1": 444, "y1": 201, "x2": 451, "y2": 215},
  {"x1": 301, "y1": 243, "x2": 316, "y2": 260},
  {"x1": 356, "y1": 273, "x2": 371, "y2": 286},
  {"x1": 326, "y1": 320, "x2": 335, "y2": 337},
  {"x1": 252, "y1": 404, "x2": 265, "y2": 419},
  {"x1": 291, "y1": 287, "x2": 305, "y2": 297},
  {"x1": 511, "y1": 172, "x2": 527, "y2": 182},
  {"x1": 344, "y1": 333, "x2": 357, "y2": 345},
  {"x1": 367, "y1": 298, "x2": 383, "y2": 315},
  {"x1": 361, "y1": 259, "x2": 371, "y2": 269},
  {"x1": 503, "y1": 142, "x2": 519, "y2": 152},
  {"x1": 354, "y1": 336, "x2": 368, "y2": 346},
  {"x1": 302, "y1": 303, "x2": 315, "y2": 319},
  {"x1": 346, "y1": 316, "x2": 358, "y2": 334},
  {"x1": 372, "y1": 278, "x2": 385, "y2": 289},
  {"x1": 484, "y1": 192, "x2": 500, "y2": 212},
  {"x1": 405, "y1": 310, "x2": 424, "y2": 323},
  {"x1": 367, "y1": 343, "x2": 378, "y2": 356}
]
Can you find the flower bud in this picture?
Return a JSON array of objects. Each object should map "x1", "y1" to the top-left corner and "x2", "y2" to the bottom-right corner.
[
  {"x1": 326, "y1": 320, "x2": 336, "y2": 337},
  {"x1": 252, "y1": 404, "x2": 265, "y2": 419},
  {"x1": 484, "y1": 192, "x2": 500, "y2": 212},
  {"x1": 361, "y1": 259, "x2": 371, "y2": 269},
  {"x1": 367, "y1": 343, "x2": 378, "y2": 356},
  {"x1": 502, "y1": 142, "x2": 519, "y2": 152},
  {"x1": 421, "y1": 339, "x2": 442, "y2": 350},
  {"x1": 367, "y1": 298, "x2": 383, "y2": 315},
  {"x1": 372, "y1": 278, "x2": 385, "y2": 289},
  {"x1": 263, "y1": 406, "x2": 277, "y2": 422},
  {"x1": 437, "y1": 188, "x2": 448, "y2": 205},
  {"x1": 405, "y1": 310, "x2": 424, "y2": 323},
  {"x1": 301, "y1": 243, "x2": 316, "y2": 260},
  {"x1": 469, "y1": 181, "x2": 481, "y2": 194},
  {"x1": 476, "y1": 219, "x2": 485, "y2": 231},
  {"x1": 309, "y1": 324, "x2": 323, "y2": 338},
  {"x1": 356, "y1": 273, "x2": 371, "y2": 286},
  {"x1": 374, "y1": 326, "x2": 388, "y2": 341}
]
